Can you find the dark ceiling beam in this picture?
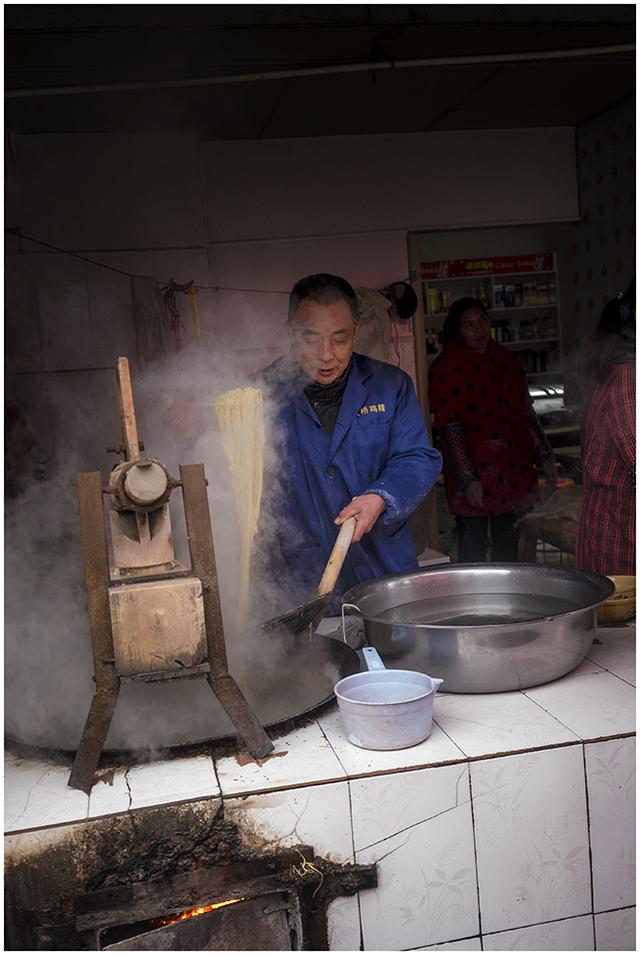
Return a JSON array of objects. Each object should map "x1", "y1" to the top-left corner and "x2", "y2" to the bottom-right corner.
[{"x1": 5, "y1": 43, "x2": 635, "y2": 99}]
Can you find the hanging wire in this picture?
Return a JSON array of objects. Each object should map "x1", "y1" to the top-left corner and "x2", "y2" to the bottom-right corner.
[{"x1": 5, "y1": 227, "x2": 290, "y2": 294}]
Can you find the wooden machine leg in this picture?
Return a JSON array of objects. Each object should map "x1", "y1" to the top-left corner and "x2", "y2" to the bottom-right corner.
[
  {"x1": 69, "y1": 472, "x2": 120, "y2": 793},
  {"x1": 69, "y1": 681, "x2": 120, "y2": 793},
  {"x1": 180, "y1": 464, "x2": 274, "y2": 760}
]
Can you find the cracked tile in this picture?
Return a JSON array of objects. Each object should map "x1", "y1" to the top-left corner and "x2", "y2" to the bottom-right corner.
[
  {"x1": 350, "y1": 764, "x2": 470, "y2": 852},
  {"x1": 223, "y1": 780, "x2": 353, "y2": 864},
  {"x1": 4, "y1": 751, "x2": 88, "y2": 832},
  {"x1": 353, "y1": 764, "x2": 478, "y2": 950},
  {"x1": 471, "y1": 746, "x2": 590, "y2": 934},
  {"x1": 89, "y1": 754, "x2": 220, "y2": 816},
  {"x1": 215, "y1": 721, "x2": 346, "y2": 797},
  {"x1": 420, "y1": 938, "x2": 482, "y2": 951},
  {"x1": 88, "y1": 767, "x2": 131, "y2": 817},
  {"x1": 126, "y1": 755, "x2": 219, "y2": 809}
]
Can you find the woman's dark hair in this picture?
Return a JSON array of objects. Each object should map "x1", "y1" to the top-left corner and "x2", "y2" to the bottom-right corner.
[
  {"x1": 441, "y1": 297, "x2": 490, "y2": 346},
  {"x1": 288, "y1": 273, "x2": 359, "y2": 324},
  {"x1": 587, "y1": 278, "x2": 636, "y2": 384}
]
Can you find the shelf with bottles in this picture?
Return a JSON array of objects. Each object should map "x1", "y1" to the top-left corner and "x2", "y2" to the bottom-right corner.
[
  {"x1": 421, "y1": 252, "x2": 563, "y2": 377},
  {"x1": 422, "y1": 274, "x2": 558, "y2": 317},
  {"x1": 491, "y1": 312, "x2": 561, "y2": 345},
  {"x1": 513, "y1": 342, "x2": 562, "y2": 376}
]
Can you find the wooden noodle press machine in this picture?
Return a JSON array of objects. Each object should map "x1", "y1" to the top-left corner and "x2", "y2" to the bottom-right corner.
[{"x1": 68, "y1": 357, "x2": 273, "y2": 793}]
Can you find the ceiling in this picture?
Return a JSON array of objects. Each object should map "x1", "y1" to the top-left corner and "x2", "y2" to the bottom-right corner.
[{"x1": 4, "y1": 5, "x2": 636, "y2": 139}]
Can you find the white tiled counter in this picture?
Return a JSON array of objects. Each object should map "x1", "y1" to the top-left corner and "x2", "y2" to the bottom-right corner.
[{"x1": 5, "y1": 624, "x2": 635, "y2": 951}]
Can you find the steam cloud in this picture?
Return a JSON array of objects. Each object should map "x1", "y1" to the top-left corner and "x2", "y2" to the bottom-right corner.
[{"x1": 5, "y1": 340, "x2": 322, "y2": 753}]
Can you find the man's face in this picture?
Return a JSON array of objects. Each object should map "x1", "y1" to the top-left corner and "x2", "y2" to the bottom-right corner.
[{"x1": 289, "y1": 297, "x2": 359, "y2": 384}]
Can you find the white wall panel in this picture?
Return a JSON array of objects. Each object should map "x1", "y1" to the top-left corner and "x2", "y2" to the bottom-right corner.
[{"x1": 204, "y1": 128, "x2": 579, "y2": 242}]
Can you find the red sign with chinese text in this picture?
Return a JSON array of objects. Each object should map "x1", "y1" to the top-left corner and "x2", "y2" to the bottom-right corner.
[{"x1": 421, "y1": 253, "x2": 554, "y2": 280}]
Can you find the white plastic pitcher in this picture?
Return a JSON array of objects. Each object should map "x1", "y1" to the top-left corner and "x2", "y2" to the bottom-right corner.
[{"x1": 334, "y1": 647, "x2": 443, "y2": 750}]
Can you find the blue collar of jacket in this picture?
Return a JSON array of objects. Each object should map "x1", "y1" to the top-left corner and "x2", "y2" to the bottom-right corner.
[{"x1": 284, "y1": 351, "x2": 376, "y2": 457}]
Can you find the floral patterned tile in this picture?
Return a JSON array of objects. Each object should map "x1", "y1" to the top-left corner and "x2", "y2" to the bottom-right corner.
[
  {"x1": 483, "y1": 914, "x2": 594, "y2": 950},
  {"x1": 524, "y1": 669, "x2": 635, "y2": 739},
  {"x1": 327, "y1": 894, "x2": 362, "y2": 951},
  {"x1": 352, "y1": 764, "x2": 479, "y2": 950},
  {"x1": 317, "y1": 705, "x2": 465, "y2": 778},
  {"x1": 585, "y1": 737, "x2": 635, "y2": 911},
  {"x1": 223, "y1": 780, "x2": 353, "y2": 864},
  {"x1": 471, "y1": 745, "x2": 591, "y2": 934},
  {"x1": 215, "y1": 721, "x2": 347, "y2": 797},
  {"x1": 5, "y1": 752, "x2": 88, "y2": 832},
  {"x1": 594, "y1": 907, "x2": 636, "y2": 951},
  {"x1": 432, "y1": 689, "x2": 579, "y2": 758}
]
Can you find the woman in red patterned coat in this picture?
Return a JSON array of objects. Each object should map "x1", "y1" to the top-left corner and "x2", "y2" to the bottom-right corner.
[
  {"x1": 575, "y1": 282, "x2": 636, "y2": 574},
  {"x1": 428, "y1": 297, "x2": 556, "y2": 562}
]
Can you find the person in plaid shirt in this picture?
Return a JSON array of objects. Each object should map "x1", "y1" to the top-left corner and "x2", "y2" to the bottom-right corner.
[{"x1": 575, "y1": 281, "x2": 636, "y2": 574}]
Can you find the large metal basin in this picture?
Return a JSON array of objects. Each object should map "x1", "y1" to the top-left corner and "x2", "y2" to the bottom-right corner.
[{"x1": 342, "y1": 563, "x2": 615, "y2": 693}]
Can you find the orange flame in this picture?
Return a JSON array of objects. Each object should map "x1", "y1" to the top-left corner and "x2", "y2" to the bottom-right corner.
[{"x1": 153, "y1": 897, "x2": 244, "y2": 927}]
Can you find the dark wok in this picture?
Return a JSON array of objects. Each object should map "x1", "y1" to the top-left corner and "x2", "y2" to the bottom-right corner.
[{"x1": 5, "y1": 632, "x2": 360, "y2": 755}]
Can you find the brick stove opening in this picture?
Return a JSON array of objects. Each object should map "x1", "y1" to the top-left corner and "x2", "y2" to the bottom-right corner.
[
  {"x1": 80, "y1": 860, "x2": 305, "y2": 952},
  {"x1": 5, "y1": 798, "x2": 377, "y2": 951},
  {"x1": 100, "y1": 894, "x2": 299, "y2": 951}
]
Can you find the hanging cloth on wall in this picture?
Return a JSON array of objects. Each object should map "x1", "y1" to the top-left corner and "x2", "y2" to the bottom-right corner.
[
  {"x1": 355, "y1": 287, "x2": 392, "y2": 361},
  {"x1": 129, "y1": 275, "x2": 171, "y2": 365}
]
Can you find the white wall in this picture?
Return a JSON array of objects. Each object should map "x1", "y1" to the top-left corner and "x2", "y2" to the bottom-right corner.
[
  {"x1": 202, "y1": 126, "x2": 578, "y2": 378},
  {"x1": 203, "y1": 127, "x2": 579, "y2": 241},
  {"x1": 6, "y1": 125, "x2": 580, "y2": 455}
]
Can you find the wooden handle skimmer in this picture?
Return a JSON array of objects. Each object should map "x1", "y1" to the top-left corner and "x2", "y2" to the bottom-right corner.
[{"x1": 317, "y1": 517, "x2": 357, "y2": 597}]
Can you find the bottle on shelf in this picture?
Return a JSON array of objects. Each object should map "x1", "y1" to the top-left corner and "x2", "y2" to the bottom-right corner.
[
  {"x1": 427, "y1": 288, "x2": 441, "y2": 314},
  {"x1": 494, "y1": 283, "x2": 504, "y2": 308}
]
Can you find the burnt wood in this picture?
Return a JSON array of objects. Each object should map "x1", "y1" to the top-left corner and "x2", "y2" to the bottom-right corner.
[
  {"x1": 103, "y1": 891, "x2": 298, "y2": 951},
  {"x1": 75, "y1": 849, "x2": 315, "y2": 931}
]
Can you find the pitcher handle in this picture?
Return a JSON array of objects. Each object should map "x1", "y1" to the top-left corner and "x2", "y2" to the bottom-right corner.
[{"x1": 362, "y1": 646, "x2": 386, "y2": 671}]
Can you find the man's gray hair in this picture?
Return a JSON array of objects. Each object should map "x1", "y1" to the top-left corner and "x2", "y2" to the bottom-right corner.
[{"x1": 288, "y1": 273, "x2": 359, "y2": 324}]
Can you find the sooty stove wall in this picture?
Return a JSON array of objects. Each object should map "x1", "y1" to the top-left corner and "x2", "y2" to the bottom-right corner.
[{"x1": 5, "y1": 796, "x2": 376, "y2": 951}]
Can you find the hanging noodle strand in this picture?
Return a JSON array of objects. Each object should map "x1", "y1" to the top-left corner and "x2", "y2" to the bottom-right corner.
[{"x1": 214, "y1": 387, "x2": 265, "y2": 620}]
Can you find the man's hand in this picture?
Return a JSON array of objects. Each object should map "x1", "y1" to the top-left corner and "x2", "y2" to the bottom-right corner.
[
  {"x1": 464, "y1": 480, "x2": 484, "y2": 509},
  {"x1": 335, "y1": 493, "x2": 386, "y2": 543}
]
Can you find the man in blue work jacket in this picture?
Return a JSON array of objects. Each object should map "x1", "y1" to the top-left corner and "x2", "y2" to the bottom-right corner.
[{"x1": 256, "y1": 273, "x2": 442, "y2": 611}]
